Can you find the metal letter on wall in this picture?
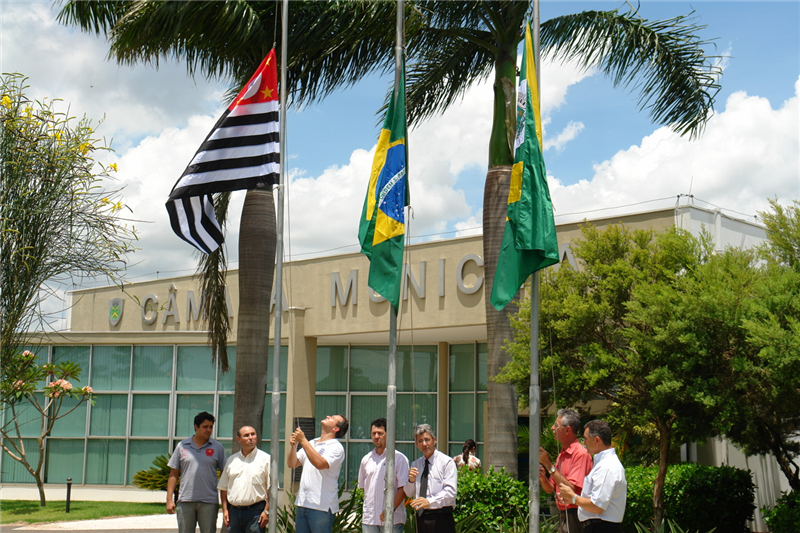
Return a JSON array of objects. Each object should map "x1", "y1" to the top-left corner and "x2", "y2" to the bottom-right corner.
[
  {"x1": 269, "y1": 286, "x2": 289, "y2": 314},
  {"x1": 457, "y1": 254, "x2": 484, "y2": 295},
  {"x1": 403, "y1": 261, "x2": 426, "y2": 300},
  {"x1": 162, "y1": 284, "x2": 180, "y2": 324},
  {"x1": 438, "y1": 259, "x2": 446, "y2": 297},
  {"x1": 142, "y1": 294, "x2": 158, "y2": 325},
  {"x1": 331, "y1": 270, "x2": 358, "y2": 307},
  {"x1": 186, "y1": 290, "x2": 200, "y2": 322},
  {"x1": 369, "y1": 288, "x2": 386, "y2": 303}
]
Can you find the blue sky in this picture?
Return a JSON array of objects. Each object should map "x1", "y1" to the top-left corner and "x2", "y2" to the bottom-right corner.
[{"x1": 1, "y1": 1, "x2": 798, "y2": 327}]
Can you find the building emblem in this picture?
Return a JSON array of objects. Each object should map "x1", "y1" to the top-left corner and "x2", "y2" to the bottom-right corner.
[{"x1": 109, "y1": 298, "x2": 124, "y2": 326}]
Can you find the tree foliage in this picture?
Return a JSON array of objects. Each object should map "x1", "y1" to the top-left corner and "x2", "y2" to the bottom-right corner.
[
  {"x1": 497, "y1": 224, "x2": 721, "y2": 529},
  {"x1": 0, "y1": 73, "x2": 135, "y2": 355},
  {"x1": 499, "y1": 219, "x2": 800, "y2": 526}
]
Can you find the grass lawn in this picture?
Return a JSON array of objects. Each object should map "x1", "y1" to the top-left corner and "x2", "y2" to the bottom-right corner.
[{"x1": 0, "y1": 500, "x2": 165, "y2": 524}]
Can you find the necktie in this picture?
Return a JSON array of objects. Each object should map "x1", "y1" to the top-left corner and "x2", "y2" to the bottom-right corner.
[
  {"x1": 420, "y1": 459, "x2": 430, "y2": 498},
  {"x1": 417, "y1": 459, "x2": 430, "y2": 516}
]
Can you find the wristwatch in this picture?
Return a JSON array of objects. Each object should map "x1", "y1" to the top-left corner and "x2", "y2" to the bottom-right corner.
[
  {"x1": 549, "y1": 465, "x2": 556, "y2": 474},
  {"x1": 572, "y1": 495, "x2": 578, "y2": 505}
]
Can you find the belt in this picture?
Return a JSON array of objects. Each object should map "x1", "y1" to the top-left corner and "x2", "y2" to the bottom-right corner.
[
  {"x1": 230, "y1": 501, "x2": 266, "y2": 511},
  {"x1": 421, "y1": 506, "x2": 454, "y2": 515}
]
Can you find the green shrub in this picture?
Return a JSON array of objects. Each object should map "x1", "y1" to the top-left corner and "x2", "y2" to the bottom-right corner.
[
  {"x1": 455, "y1": 467, "x2": 528, "y2": 531},
  {"x1": 762, "y1": 490, "x2": 799, "y2": 533},
  {"x1": 623, "y1": 463, "x2": 754, "y2": 533},
  {"x1": 132, "y1": 454, "x2": 176, "y2": 492}
]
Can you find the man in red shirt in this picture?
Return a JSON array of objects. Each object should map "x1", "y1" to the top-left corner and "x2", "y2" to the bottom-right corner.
[{"x1": 539, "y1": 409, "x2": 593, "y2": 533}]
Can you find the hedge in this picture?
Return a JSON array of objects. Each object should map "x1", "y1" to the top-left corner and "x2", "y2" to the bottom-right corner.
[{"x1": 623, "y1": 463, "x2": 754, "y2": 533}]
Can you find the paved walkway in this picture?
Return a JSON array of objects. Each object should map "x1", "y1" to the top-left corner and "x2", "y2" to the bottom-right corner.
[{"x1": 1, "y1": 513, "x2": 224, "y2": 532}]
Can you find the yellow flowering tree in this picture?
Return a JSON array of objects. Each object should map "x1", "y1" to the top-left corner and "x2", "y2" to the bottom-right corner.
[
  {"x1": 1, "y1": 73, "x2": 135, "y2": 505},
  {"x1": 0, "y1": 72, "x2": 135, "y2": 348}
]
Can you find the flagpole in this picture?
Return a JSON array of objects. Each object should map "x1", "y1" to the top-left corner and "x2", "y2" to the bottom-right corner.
[
  {"x1": 528, "y1": 6, "x2": 543, "y2": 533},
  {"x1": 268, "y1": 2, "x2": 288, "y2": 533},
  {"x1": 382, "y1": 3, "x2": 403, "y2": 533}
]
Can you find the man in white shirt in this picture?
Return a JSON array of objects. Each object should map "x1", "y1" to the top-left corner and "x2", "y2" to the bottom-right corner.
[
  {"x1": 560, "y1": 419, "x2": 627, "y2": 533},
  {"x1": 358, "y1": 417, "x2": 410, "y2": 533},
  {"x1": 218, "y1": 425, "x2": 271, "y2": 533},
  {"x1": 287, "y1": 414, "x2": 349, "y2": 533},
  {"x1": 403, "y1": 424, "x2": 457, "y2": 533}
]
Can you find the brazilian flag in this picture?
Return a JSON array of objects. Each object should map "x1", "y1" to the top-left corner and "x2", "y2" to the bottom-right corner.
[
  {"x1": 490, "y1": 22, "x2": 559, "y2": 311},
  {"x1": 358, "y1": 64, "x2": 409, "y2": 312}
]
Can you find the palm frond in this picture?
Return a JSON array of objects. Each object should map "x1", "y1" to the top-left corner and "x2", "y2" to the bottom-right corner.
[
  {"x1": 56, "y1": 0, "x2": 129, "y2": 34},
  {"x1": 541, "y1": 9, "x2": 721, "y2": 138},
  {"x1": 198, "y1": 191, "x2": 232, "y2": 373},
  {"x1": 406, "y1": 37, "x2": 495, "y2": 126}
]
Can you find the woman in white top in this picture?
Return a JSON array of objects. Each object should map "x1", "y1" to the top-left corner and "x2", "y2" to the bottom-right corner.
[{"x1": 453, "y1": 439, "x2": 481, "y2": 470}]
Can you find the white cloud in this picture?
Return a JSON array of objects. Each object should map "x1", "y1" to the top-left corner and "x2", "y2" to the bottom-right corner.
[
  {"x1": 549, "y1": 78, "x2": 800, "y2": 223},
  {"x1": 544, "y1": 121, "x2": 586, "y2": 152},
  {"x1": 0, "y1": 1, "x2": 226, "y2": 152}
]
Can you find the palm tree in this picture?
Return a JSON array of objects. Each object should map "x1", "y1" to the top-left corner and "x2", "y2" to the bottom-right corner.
[{"x1": 59, "y1": 2, "x2": 719, "y2": 525}]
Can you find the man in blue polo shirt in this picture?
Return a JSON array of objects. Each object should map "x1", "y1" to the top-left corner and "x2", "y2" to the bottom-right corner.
[{"x1": 167, "y1": 411, "x2": 226, "y2": 533}]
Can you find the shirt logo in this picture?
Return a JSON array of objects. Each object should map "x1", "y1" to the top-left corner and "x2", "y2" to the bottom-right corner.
[{"x1": 206, "y1": 448, "x2": 214, "y2": 457}]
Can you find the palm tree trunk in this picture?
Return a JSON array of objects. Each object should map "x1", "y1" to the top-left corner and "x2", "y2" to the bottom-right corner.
[
  {"x1": 483, "y1": 165, "x2": 519, "y2": 477},
  {"x1": 233, "y1": 188, "x2": 276, "y2": 451},
  {"x1": 483, "y1": 42, "x2": 520, "y2": 476}
]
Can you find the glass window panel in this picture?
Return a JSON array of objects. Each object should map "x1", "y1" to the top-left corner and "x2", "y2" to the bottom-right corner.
[
  {"x1": 90, "y1": 394, "x2": 128, "y2": 436},
  {"x1": 448, "y1": 443, "x2": 462, "y2": 458},
  {"x1": 175, "y1": 395, "x2": 214, "y2": 439},
  {"x1": 217, "y1": 395, "x2": 235, "y2": 440},
  {"x1": 476, "y1": 393, "x2": 487, "y2": 443},
  {"x1": 90, "y1": 346, "x2": 131, "y2": 391},
  {"x1": 347, "y1": 442, "x2": 373, "y2": 490},
  {"x1": 50, "y1": 396, "x2": 87, "y2": 437},
  {"x1": 449, "y1": 394, "x2": 475, "y2": 443},
  {"x1": 217, "y1": 348, "x2": 237, "y2": 391},
  {"x1": 131, "y1": 394, "x2": 169, "y2": 437},
  {"x1": 86, "y1": 439, "x2": 126, "y2": 484},
  {"x1": 398, "y1": 346, "x2": 437, "y2": 392},
  {"x1": 477, "y1": 344, "x2": 488, "y2": 391},
  {"x1": 127, "y1": 440, "x2": 168, "y2": 484},
  {"x1": 316, "y1": 346, "x2": 348, "y2": 391},
  {"x1": 449, "y1": 345, "x2": 475, "y2": 392},
  {"x1": 397, "y1": 394, "x2": 436, "y2": 440},
  {"x1": 348, "y1": 396, "x2": 385, "y2": 441},
  {"x1": 9, "y1": 394, "x2": 44, "y2": 437},
  {"x1": 262, "y1": 393, "x2": 287, "y2": 440},
  {"x1": 132, "y1": 346, "x2": 173, "y2": 391},
  {"x1": 53, "y1": 346, "x2": 90, "y2": 387},
  {"x1": 314, "y1": 395, "x2": 346, "y2": 437},
  {"x1": 265, "y1": 346, "x2": 288, "y2": 392},
  {"x1": 1, "y1": 438, "x2": 38, "y2": 483},
  {"x1": 349, "y1": 347, "x2": 387, "y2": 392},
  {"x1": 45, "y1": 439, "x2": 84, "y2": 484},
  {"x1": 397, "y1": 443, "x2": 417, "y2": 463},
  {"x1": 176, "y1": 346, "x2": 216, "y2": 391}
]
